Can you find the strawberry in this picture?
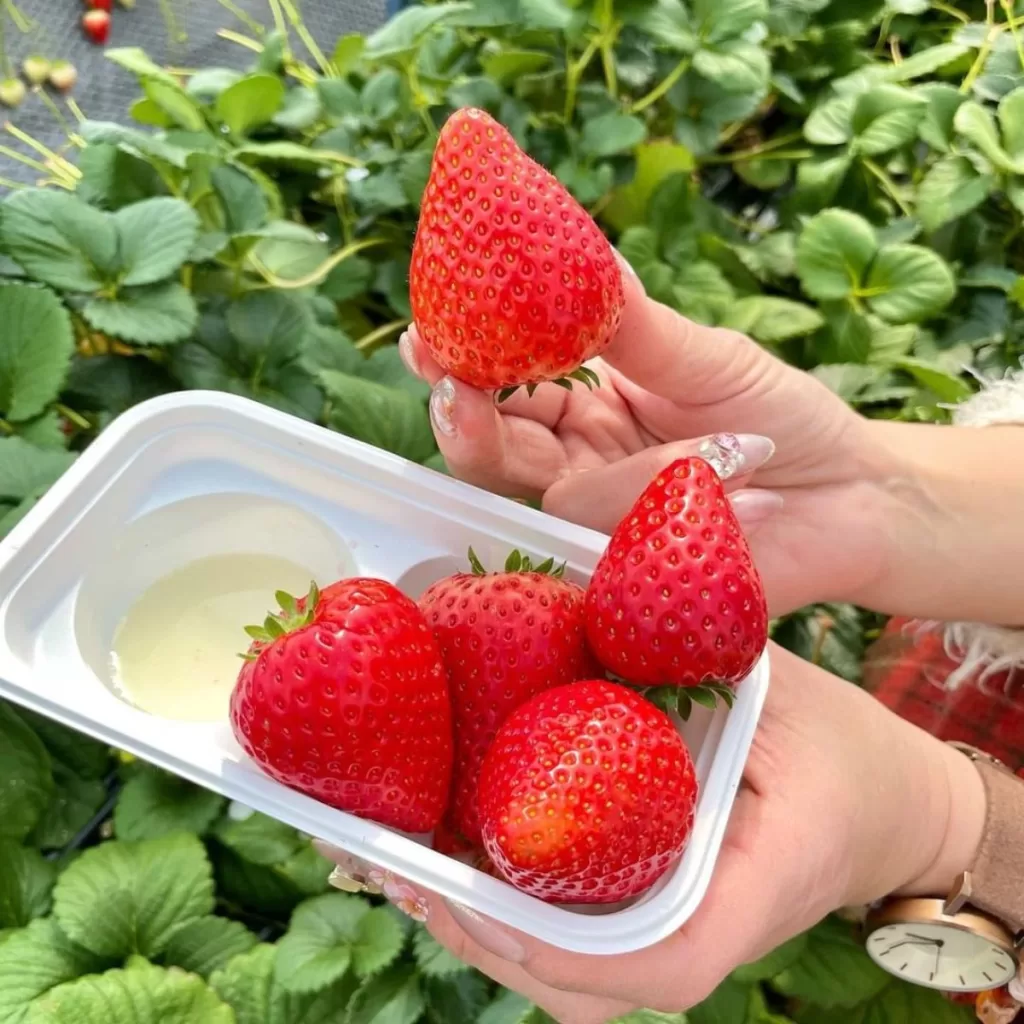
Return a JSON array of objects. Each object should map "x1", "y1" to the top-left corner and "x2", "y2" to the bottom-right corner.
[
  {"x1": 229, "y1": 578, "x2": 453, "y2": 834},
  {"x1": 409, "y1": 107, "x2": 625, "y2": 396},
  {"x1": 87, "y1": 0, "x2": 113, "y2": 8},
  {"x1": 21, "y1": 56, "x2": 50, "y2": 86},
  {"x1": 477, "y1": 680, "x2": 697, "y2": 904},
  {"x1": 48, "y1": 62, "x2": 78, "y2": 93},
  {"x1": 420, "y1": 548, "x2": 599, "y2": 845},
  {"x1": 82, "y1": 9, "x2": 111, "y2": 44},
  {"x1": 0, "y1": 78, "x2": 26, "y2": 108},
  {"x1": 586, "y1": 457, "x2": 768, "y2": 688}
]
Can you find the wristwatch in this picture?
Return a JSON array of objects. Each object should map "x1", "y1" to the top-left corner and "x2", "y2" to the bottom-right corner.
[{"x1": 863, "y1": 743, "x2": 1024, "y2": 993}]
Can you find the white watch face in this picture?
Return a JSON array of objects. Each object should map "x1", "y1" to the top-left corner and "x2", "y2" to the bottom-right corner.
[{"x1": 867, "y1": 921, "x2": 1017, "y2": 992}]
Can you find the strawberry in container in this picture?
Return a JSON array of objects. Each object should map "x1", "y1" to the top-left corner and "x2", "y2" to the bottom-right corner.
[{"x1": 863, "y1": 617, "x2": 1024, "y2": 776}]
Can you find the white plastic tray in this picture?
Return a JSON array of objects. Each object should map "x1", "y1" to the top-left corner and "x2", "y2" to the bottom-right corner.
[{"x1": 0, "y1": 391, "x2": 769, "y2": 955}]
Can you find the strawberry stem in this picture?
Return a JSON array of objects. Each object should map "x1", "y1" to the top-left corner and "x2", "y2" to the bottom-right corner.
[
  {"x1": 241, "y1": 580, "x2": 320, "y2": 651},
  {"x1": 497, "y1": 365, "x2": 601, "y2": 403},
  {"x1": 466, "y1": 546, "x2": 566, "y2": 578}
]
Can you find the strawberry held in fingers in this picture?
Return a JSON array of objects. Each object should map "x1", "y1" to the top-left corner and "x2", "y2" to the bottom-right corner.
[
  {"x1": 586, "y1": 457, "x2": 768, "y2": 688},
  {"x1": 230, "y1": 578, "x2": 453, "y2": 834},
  {"x1": 477, "y1": 680, "x2": 698, "y2": 904},
  {"x1": 420, "y1": 548, "x2": 599, "y2": 845},
  {"x1": 410, "y1": 107, "x2": 625, "y2": 396}
]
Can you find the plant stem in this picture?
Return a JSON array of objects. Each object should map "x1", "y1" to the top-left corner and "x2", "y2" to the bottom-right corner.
[
  {"x1": 279, "y1": 0, "x2": 331, "y2": 77},
  {"x1": 5, "y1": 122, "x2": 80, "y2": 179},
  {"x1": 217, "y1": 28, "x2": 264, "y2": 53},
  {"x1": 563, "y1": 37, "x2": 602, "y2": 122},
  {"x1": 930, "y1": 0, "x2": 970, "y2": 21},
  {"x1": 0, "y1": 417, "x2": 13, "y2": 436},
  {"x1": 961, "y1": 0, "x2": 999, "y2": 94},
  {"x1": 354, "y1": 319, "x2": 410, "y2": 352},
  {"x1": 248, "y1": 237, "x2": 387, "y2": 289},
  {"x1": 0, "y1": 175, "x2": 23, "y2": 189},
  {"x1": 1000, "y1": 0, "x2": 1024, "y2": 73},
  {"x1": 65, "y1": 97, "x2": 86, "y2": 124},
  {"x1": 629, "y1": 56, "x2": 690, "y2": 114},
  {"x1": 55, "y1": 404, "x2": 90, "y2": 431},
  {"x1": 266, "y1": 0, "x2": 293, "y2": 62},
  {"x1": 704, "y1": 130, "x2": 806, "y2": 164},
  {"x1": 861, "y1": 157, "x2": 912, "y2": 216},
  {"x1": 217, "y1": 0, "x2": 266, "y2": 36},
  {"x1": 32, "y1": 87, "x2": 75, "y2": 139}
]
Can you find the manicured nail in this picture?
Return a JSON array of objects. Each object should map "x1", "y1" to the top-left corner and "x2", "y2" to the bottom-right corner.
[
  {"x1": 398, "y1": 331, "x2": 420, "y2": 378},
  {"x1": 698, "y1": 433, "x2": 775, "y2": 481},
  {"x1": 730, "y1": 489, "x2": 784, "y2": 526},
  {"x1": 378, "y1": 875, "x2": 431, "y2": 923},
  {"x1": 430, "y1": 377, "x2": 458, "y2": 438},
  {"x1": 444, "y1": 900, "x2": 527, "y2": 963},
  {"x1": 316, "y1": 840, "x2": 383, "y2": 895},
  {"x1": 612, "y1": 247, "x2": 645, "y2": 295}
]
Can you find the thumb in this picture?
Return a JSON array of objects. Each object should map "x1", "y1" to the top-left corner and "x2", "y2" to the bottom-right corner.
[{"x1": 604, "y1": 252, "x2": 780, "y2": 407}]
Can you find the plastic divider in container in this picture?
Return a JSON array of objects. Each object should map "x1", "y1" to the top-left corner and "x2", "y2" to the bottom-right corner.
[{"x1": 0, "y1": 391, "x2": 769, "y2": 955}]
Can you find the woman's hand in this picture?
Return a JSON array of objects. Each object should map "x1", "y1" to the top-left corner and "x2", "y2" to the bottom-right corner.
[
  {"x1": 321, "y1": 647, "x2": 985, "y2": 1024},
  {"x1": 403, "y1": 262, "x2": 900, "y2": 616}
]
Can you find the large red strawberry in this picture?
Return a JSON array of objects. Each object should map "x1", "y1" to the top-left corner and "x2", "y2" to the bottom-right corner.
[
  {"x1": 409, "y1": 107, "x2": 625, "y2": 395},
  {"x1": 586, "y1": 457, "x2": 768, "y2": 688},
  {"x1": 230, "y1": 578, "x2": 453, "y2": 834},
  {"x1": 477, "y1": 680, "x2": 697, "y2": 904},
  {"x1": 420, "y1": 549, "x2": 599, "y2": 845}
]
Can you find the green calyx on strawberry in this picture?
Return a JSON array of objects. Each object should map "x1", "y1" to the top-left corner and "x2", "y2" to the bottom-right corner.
[
  {"x1": 240, "y1": 581, "x2": 320, "y2": 658},
  {"x1": 410, "y1": 106, "x2": 625, "y2": 398},
  {"x1": 230, "y1": 577, "x2": 453, "y2": 834},
  {"x1": 586, "y1": 456, "x2": 769, "y2": 692},
  {"x1": 420, "y1": 546, "x2": 599, "y2": 846},
  {"x1": 477, "y1": 679, "x2": 698, "y2": 904},
  {"x1": 48, "y1": 61, "x2": 78, "y2": 93}
]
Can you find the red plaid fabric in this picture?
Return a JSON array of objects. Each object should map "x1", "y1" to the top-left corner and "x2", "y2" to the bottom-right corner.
[{"x1": 864, "y1": 618, "x2": 1024, "y2": 775}]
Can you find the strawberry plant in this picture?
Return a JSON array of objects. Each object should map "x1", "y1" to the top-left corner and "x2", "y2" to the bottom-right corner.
[{"x1": 2, "y1": 0, "x2": 1018, "y2": 1016}]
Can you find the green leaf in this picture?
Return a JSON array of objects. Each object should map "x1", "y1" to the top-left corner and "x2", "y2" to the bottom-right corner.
[
  {"x1": 0, "y1": 438, "x2": 74, "y2": 503},
  {"x1": 250, "y1": 222, "x2": 330, "y2": 282},
  {"x1": 318, "y1": 79, "x2": 361, "y2": 119},
  {"x1": 810, "y1": 363, "x2": 878, "y2": 401},
  {"x1": 365, "y1": 3, "x2": 473, "y2": 60},
  {"x1": 113, "y1": 765, "x2": 225, "y2": 841},
  {"x1": 141, "y1": 78, "x2": 206, "y2": 132},
  {"x1": 0, "y1": 842, "x2": 56, "y2": 929},
  {"x1": 954, "y1": 101, "x2": 1018, "y2": 172},
  {"x1": 211, "y1": 165, "x2": 269, "y2": 235},
  {"x1": 604, "y1": 142, "x2": 694, "y2": 231},
  {"x1": 52, "y1": 833, "x2": 215, "y2": 959},
  {"x1": 998, "y1": 85, "x2": 1024, "y2": 159},
  {"x1": 689, "y1": 976, "x2": 755, "y2": 1024},
  {"x1": 918, "y1": 83, "x2": 966, "y2": 151},
  {"x1": 161, "y1": 916, "x2": 259, "y2": 979},
  {"x1": 28, "y1": 767, "x2": 108, "y2": 851},
  {"x1": 851, "y1": 85, "x2": 927, "y2": 154},
  {"x1": 773, "y1": 917, "x2": 889, "y2": 1008},
  {"x1": 211, "y1": 812, "x2": 304, "y2": 866},
  {"x1": 83, "y1": 283, "x2": 198, "y2": 346},
  {"x1": 795, "y1": 979, "x2": 972, "y2": 1023},
  {"x1": 274, "y1": 87, "x2": 322, "y2": 131},
  {"x1": 864, "y1": 244, "x2": 956, "y2": 323},
  {"x1": 580, "y1": 113, "x2": 648, "y2": 157},
  {"x1": 185, "y1": 67, "x2": 243, "y2": 101},
  {"x1": 0, "y1": 918, "x2": 109, "y2": 1024},
  {"x1": 0, "y1": 190, "x2": 118, "y2": 292},
  {"x1": 479, "y1": 990, "x2": 539, "y2": 1024},
  {"x1": 320, "y1": 256, "x2": 374, "y2": 303},
  {"x1": 895, "y1": 357, "x2": 972, "y2": 401},
  {"x1": 412, "y1": 928, "x2": 469, "y2": 979},
  {"x1": 28, "y1": 959, "x2": 234, "y2": 1024},
  {"x1": 804, "y1": 94, "x2": 855, "y2": 145},
  {"x1": 423, "y1": 972, "x2": 490, "y2": 1024},
  {"x1": 210, "y1": 943, "x2": 357, "y2": 1024},
  {"x1": 0, "y1": 283, "x2": 74, "y2": 422},
  {"x1": 797, "y1": 209, "x2": 878, "y2": 301},
  {"x1": 694, "y1": 0, "x2": 767, "y2": 44},
  {"x1": 233, "y1": 141, "x2": 358, "y2": 169},
  {"x1": 322, "y1": 370, "x2": 435, "y2": 462},
  {"x1": 332, "y1": 33, "x2": 366, "y2": 76},
  {"x1": 347, "y1": 965, "x2": 424, "y2": 1024},
  {"x1": 916, "y1": 155, "x2": 992, "y2": 231},
  {"x1": 0, "y1": 702, "x2": 54, "y2": 842},
  {"x1": 216, "y1": 74, "x2": 286, "y2": 136},
  {"x1": 275, "y1": 892, "x2": 405, "y2": 993},
  {"x1": 480, "y1": 49, "x2": 552, "y2": 84},
  {"x1": 693, "y1": 40, "x2": 770, "y2": 94},
  {"x1": 113, "y1": 198, "x2": 199, "y2": 286},
  {"x1": 719, "y1": 296, "x2": 824, "y2": 342}
]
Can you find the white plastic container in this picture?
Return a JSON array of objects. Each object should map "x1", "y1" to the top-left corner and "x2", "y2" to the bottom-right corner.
[{"x1": 0, "y1": 391, "x2": 769, "y2": 955}]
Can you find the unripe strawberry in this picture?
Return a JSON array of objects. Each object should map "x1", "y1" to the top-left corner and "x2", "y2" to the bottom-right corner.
[
  {"x1": 0, "y1": 78, "x2": 26, "y2": 108},
  {"x1": 21, "y1": 56, "x2": 50, "y2": 86},
  {"x1": 48, "y1": 62, "x2": 78, "y2": 93}
]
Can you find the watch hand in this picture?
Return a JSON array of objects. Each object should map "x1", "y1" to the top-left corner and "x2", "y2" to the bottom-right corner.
[
  {"x1": 907, "y1": 933, "x2": 943, "y2": 945},
  {"x1": 883, "y1": 939, "x2": 937, "y2": 954}
]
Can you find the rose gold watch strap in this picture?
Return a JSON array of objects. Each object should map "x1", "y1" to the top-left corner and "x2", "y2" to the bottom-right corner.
[{"x1": 965, "y1": 758, "x2": 1024, "y2": 934}]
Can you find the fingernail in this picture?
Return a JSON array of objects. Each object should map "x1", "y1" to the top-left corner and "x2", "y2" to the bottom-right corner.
[
  {"x1": 730, "y1": 488, "x2": 784, "y2": 526},
  {"x1": 444, "y1": 900, "x2": 527, "y2": 963},
  {"x1": 316, "y1": 841, "x2": 384, "y2": 895},
  {"x1": 398, "y1": 331, "x2": 420, "y2": 378},
  {"x1": 612, "y1": 248, "x2": 645, "y2": 295},
  {"x1": 430, "y1": 377, "x2": 458, "y2": 438},
  {"x1": 698, "y1": 433, "x2": 775, "y2": 480}
]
